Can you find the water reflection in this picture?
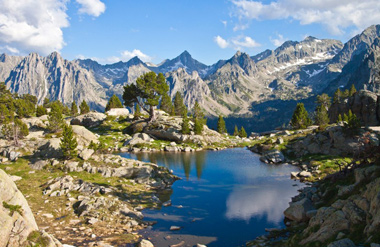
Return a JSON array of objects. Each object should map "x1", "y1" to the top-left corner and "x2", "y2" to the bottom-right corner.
[
  {"x1": 225, "y1": 182, "x2": 298, "y2": 224},
  {"x1": 121, "y1": 149, "x2": 303, "y2": 247},
  {"x1": 127, "y1": 151, "x2": 207, "y2": 180}
]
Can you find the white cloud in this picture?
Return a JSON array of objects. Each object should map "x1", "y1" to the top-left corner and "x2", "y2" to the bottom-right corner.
[
  {"x1": 0, "y1": 0, "x2": 105, "y2": 56},
  {"x1": 232, "y1": 0, "x2": 380, "y2": 35},
  {"x1": 233, "y1": 23, "x2": 249, "y2": 31},
  {"x1": 76, "y1": 0, "x2": 106, "y2": 17},
  {"x1": 270, "y1": 34, "x2": 287, "y2": 47},
  {"x1": 221, "y1": 20, "x2": 228, "y2": 27},
  {"x1": 232, "y1": 36, "x2": 260, "y2": 48},
  {"x1": 214, "y1": 35, "x2": 260, "y2": 50},
  {"x1": 214, "y1": 35, "x2": 229, "y2": 49},
  {"x1": 120, "y1": 49, "x2": 152, "y2": 62}
]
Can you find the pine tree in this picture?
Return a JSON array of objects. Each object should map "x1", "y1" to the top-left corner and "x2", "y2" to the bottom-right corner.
[
  {"x1": 333, "y1": 88, "x2": 343, "y2": 104},
  {"x1": 233, "y1": 125, "x2": 239, "y2": 136},
  {"x1": 349, "y1": 84, "x2": 357, "y2": 96},
  {"x1": 239, "y1": 126, "x2": 247, "y2": 138},
  {"x1": 79, "y1": 100, "x2": 90, "y2": 114},
  {"x1": 123, "y1": 72, "x2": 169, "y2": 122},
  {"x1": 217, "y1": 115, "x2": 227, "y2": 134},
  {"x1": 193, "y1": 101, "x2": 206, "y2": 135},
  {"x1": 105, "y1": 95, "x2": 123, "y2": 112},
  {"x1": 36, "y1": 105, "x2": 47, "y2": 117},
  {"x1": 160, "y1": 93, "x2": 173, "y2": 114},
  {"x1": 337, "y1": 114, "x2": 343, "y2": 123},
  {"x1": 315, "y1": 106, "x2": 329, "y2": 130},
  {"x1": 134, "y1": 104, "x2": 141, "y2": 120},
  {"x1": 48, "y1": 101, "x2": 64, "y2": 133},
  {"x1": 60, "y1": 123, "x2": 78, "y2": 159},
  {"x1": 316, "y1": 93, "x2": 331, "y2": 111},
  {"x1": 290, "y1": 103, "x2": 312, "y2": 129},
  {"x1": 71, "y1": 100, "x2": 78, "y2": 116},
  {"x1": 173, "y1": 92, "x2": 186, "y2": 116},
  {"x1": 181, "y1": 109, "x2": 190, "y2": 134},
  {"x1": 343, "y1": 110, "x2": 361, "y2": 135},
  {"x1": 194, "y1": 117, "x2": 203, "y2": 135}
]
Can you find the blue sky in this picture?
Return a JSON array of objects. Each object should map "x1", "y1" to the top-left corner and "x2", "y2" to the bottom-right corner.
[{"x1": 1, "y1": 0, "x2": 380, "y2": 65}]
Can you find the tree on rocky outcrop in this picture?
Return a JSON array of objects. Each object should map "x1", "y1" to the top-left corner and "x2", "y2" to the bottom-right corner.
[
  {"x1": 36, "y1": 105, "x2": 47, "y2": 117},
  {"x1": 181, "y1": 109, "x2": 190, "y2": 134},
  {"x1": 315, "y1": 93, "x2": 331, "y2": 130},
  {"x1": 316, "y1": 93, "x2": 331, "y2": 111},
  {"x1": 239, "y1": 126, "x2": 247, "y2": 138},
  {"x1": 48, "y1": 101, "x2": 64, "y2": 133},
  {"x1": 71, "y1": 100, "x2": 78, "y2": 116},
  {"x1": 79, "y1": 100, "x2": 90, "y2": 115},
  {"x1": 160, "y1": 93, "x2": 173, "y2": 115},
  {"x1": 233, "y1": 125, "x2": 239, "y2": 136},
  {"x1": 123, "y1": 71, "x2": 169, "y2": 122},
  {"x1": 173, "y1": 91, "x2": 187, "y2": 116},
  {"x1": 349, "y1": 84, "x2": 357, "y2": 96},
  {"x1": 343, "y1": 110, "x2": 361, "y2": 135},
  {"x1": 60, "y1": 123, "x2": 78, "y2": 159},
  {"x1": 105, "y1": 95, "x2": 123, "y2": 112},
  {"x1": 217, "y1": 115, "x2": 227, "y2": 134},
  {"x1": 290, "y1": 103, "x2": 312, "y2": 129},
  {"x1": 193, "y1": 101, "x2": 206, "y2": 135},
  {"x1": 315, "y1": 106, "x2": 330, "y2": 130},
  {"x1": 333, "y1": 88, "x2": 343, "y2": 104}
]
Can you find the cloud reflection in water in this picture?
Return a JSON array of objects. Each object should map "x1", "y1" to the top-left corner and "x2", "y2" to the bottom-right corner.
[{"x1": 225, "y1": 182, "x2": 298, "y2": 225}]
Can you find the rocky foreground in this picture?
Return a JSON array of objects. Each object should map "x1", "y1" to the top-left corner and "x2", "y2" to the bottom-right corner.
[{"x1": 0, "y1": 109, "x2": 257, "y2": 247}]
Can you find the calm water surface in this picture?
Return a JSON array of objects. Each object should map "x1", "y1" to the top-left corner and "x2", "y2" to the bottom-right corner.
[{"x1": 121, "y1": 148, "x2": 303, "y2": 247}]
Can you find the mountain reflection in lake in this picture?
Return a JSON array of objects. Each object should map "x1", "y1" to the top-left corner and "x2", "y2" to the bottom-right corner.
[{"x1": 121, "y1": 148, "x2": 304, "y2": 247}]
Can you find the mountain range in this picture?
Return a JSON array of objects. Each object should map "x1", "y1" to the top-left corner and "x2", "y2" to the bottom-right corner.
[{"x1": 1, "y1": 25, "x2": 380, "y2": 132}]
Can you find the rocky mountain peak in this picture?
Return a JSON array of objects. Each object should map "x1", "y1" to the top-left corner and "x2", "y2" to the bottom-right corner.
[
  {"x1": 126, "y1": 56, "x2": 144, "y2": 67},
  {"x1": 227, "y1": 51, "x2": 256, "y2": 76}
]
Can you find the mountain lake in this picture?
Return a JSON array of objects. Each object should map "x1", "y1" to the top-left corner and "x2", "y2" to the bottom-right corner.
[{"x1": 121, "y1": 148, "x2": 304, "y2": 247}]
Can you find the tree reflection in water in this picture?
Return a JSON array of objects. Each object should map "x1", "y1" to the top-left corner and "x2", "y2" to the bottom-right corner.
[{"x1": 130, "y1": 151, "x2": 207, "y2": 180}]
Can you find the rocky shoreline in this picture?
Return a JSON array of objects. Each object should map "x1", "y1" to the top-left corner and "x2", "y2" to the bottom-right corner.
[{"x1": 247, "y1": 125, "x2": 380, "y2": 247}]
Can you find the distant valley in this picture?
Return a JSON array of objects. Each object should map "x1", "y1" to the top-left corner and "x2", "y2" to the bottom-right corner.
[{"x1": 2, "y1": 25, "x2": 380, "y2": 132}]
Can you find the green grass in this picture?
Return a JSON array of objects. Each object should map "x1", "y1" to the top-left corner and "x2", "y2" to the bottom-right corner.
[
  {"x1": 3, "y1": 201, "x2": 23, "y2": 216},
  {"x1": 27, "y1": 231, "x2": 50, "y2": 247}
]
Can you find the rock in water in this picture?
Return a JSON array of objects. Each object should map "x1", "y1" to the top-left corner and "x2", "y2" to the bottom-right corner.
[
  {"x1": 139, "y1": 239, "x2": 154, "y2": 247},
  {"x1": 170, "y1": 226, "x2": 181, "y2": 231}
]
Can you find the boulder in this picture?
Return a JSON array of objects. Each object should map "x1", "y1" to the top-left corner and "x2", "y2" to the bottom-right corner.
[
  {"x1": 79, "y1": 149, "x2": 95, "y2": 160},
  {"x1": 327, "y1": 238, "x2": 356, "y2": 247},
  {"x1": 70, "y1": 112, "x2": 106, "y2": 128},
  {"x1": 71, "y1": 125, "x2": 99, "y2": 146},
  {"x1": 284, "y1": 198, "x2": 315, "y2": 222},
  {"x1": 124, "y1": 133, "x2": 153, "y2": 146},
  {"x1": 29, "y1": 159, "x2": 49, "y2": 170},
  {"x1": 105, "y1": 108, "x2": 130, "y2": 117},
  {"x1": 36, "y1": 138, "x2": 62, "y2": 159},
  {"x1": 0, "y1": 169, "x2": 62, "y2": 247},
  {"x1": 299, "y1": 171, "x2": 312, "y2": 178},
  {"x1": 138, "y1": 239, "x2": 154, "y2": 247},
  {"x1": 6, "y1": 150, "x2": 20, "y2": 161},
  {"x1": 260, "y1": 149, "x2": 285, "y2": 164},
  {"x1": 21, "y1": 116, "x2": 47, "y2": 130}
]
